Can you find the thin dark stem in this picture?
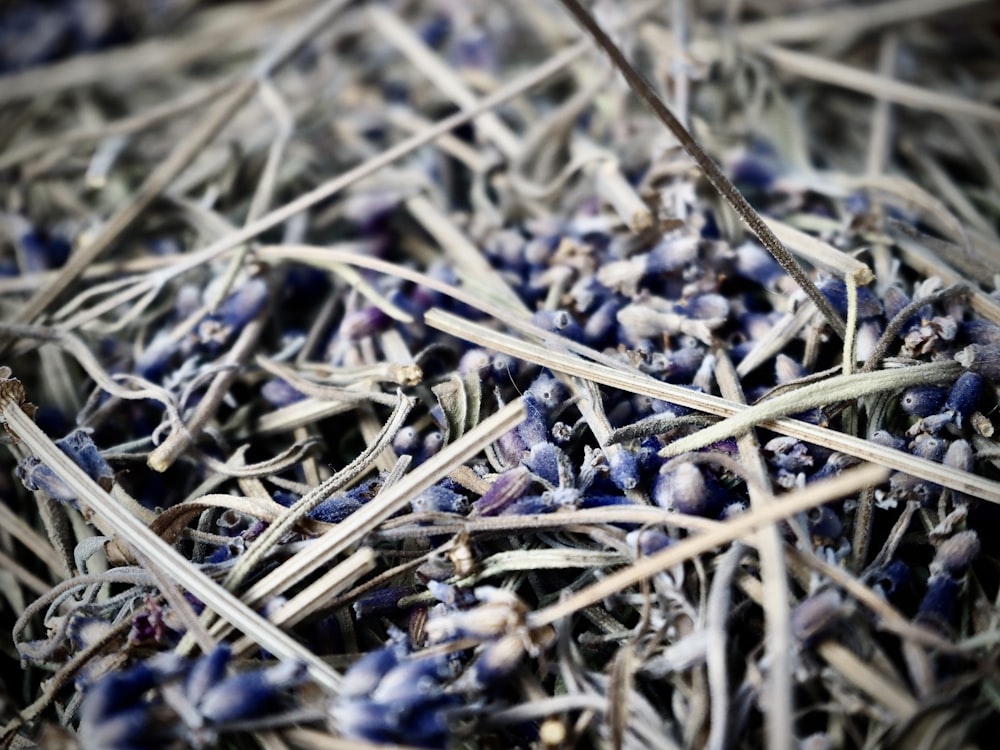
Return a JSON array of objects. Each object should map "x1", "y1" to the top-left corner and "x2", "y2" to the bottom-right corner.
[{"x1": 556, "y1": 0, "x2": 846, "y2": 339}]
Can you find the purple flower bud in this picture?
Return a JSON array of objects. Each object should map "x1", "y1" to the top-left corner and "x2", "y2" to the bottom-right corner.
[
  {"x1": 78, "y1": 662, "x2": 158, "y2": 734},
  {"x1": 499, "y1": 493, "x2": 555, "y2": 515},
  {"x1": 868, "y1": 560, "x2": 909, "y2": 599},
  {"x1": 341, "y1": 305, "x2": 391, "y2": 341},
  {"x1": 915, "y1": 574, "x2": 961, "y2": 634},
  {"x1": 871, "y1": 430, "x2": 908, "y2": 452},
  {"x1": 807, "y1": 507, "x2": 843, "y2": 543},
  {"x1": 943, "y1": 439, "x2": 973, "y2": 473},
  {"x1": 332, "y1": 698, "x2": 400, "y2": 743},
  {"x1": 341, "y1": 641, "x2": 408, "y2": 699},
  {"x1": 525, "y1": 374, "x2": 567, "y2": 411},
  {"x1": 955, "y1": 343, "x2": 1000, "y2": 380},
  {"x1": 735, "y1": 242, "x2": 786, "y2": 289},
  {"x1": 930, "y1": 531, "x2": 979, "y2": 579},
  {"x1": 216, "y1": 278, "x2": 268, "y2": 326},
  {"x1": 55, "y1": 429, "x2": 114, "y2": 491},
  {"x1": 352, "y1": 586, "x2": 419, "y2": 619},
  {"x1": 627, "y1": 528, "x2": 672, "y2": 556},
  {"x1": 392, "y1": 426, "x2": 420, "y2": 455},
  {"x1": 20, "y1": 228, "x2": 71, "y2": 272},
  {"x1": 523, "y1": 441, "x2": 569, "y2": 487},
  {"x1": 886, "y1": 472, "x2": 940, "y2": 506},
  {"x1": 608, "y1": 449, "x2": 640, "y2": 490},
  {"x1": 370, "y1": 655, "x2": 453, "y2": 705},
  {"x1": 185, "y1": 644, "x2": 231, "y2": 707},
  {"x1": 775, "y1": 354, "x2": 806, "y2": 385},
  {"x1": 899, "y1": 386, "x2": 948, "y2": 417},
  {"x1": 469, "y1": 633, "x2": 525, "y2": 686},
  {"x1": 883, "y1": 286, "x2": 915, "y2": 327},
  {"x1": 764, "y1": 437, "x2": 814, "y2": 472},
  {"x1": 198, "y1": 661, "x2": 304, "y2": 724},
  {"x1": 17, "y1": 455, "x2": 77, "y2": 507},
  {"x1": 909, "y1": 434, "x2": 947, "y2": 462},
  {"x1": 653, "y1": 463, "x2": 708, "y2": 515},
  {"x1": 309, "y1": 494, "x2": 363, "y2": 523},
  {"x1": 261, "y1": 378, "x2": 304, "y2": 407},
  {"x1": 472, "y1": 467, "x2": 532, "y2": 516},
  {"x1": 418, "y1": 431, "x2": 445, "y2": 463},
  {"x1": 944, "y1": 371, "x2": 985, "y2": 429},
  {"x1": 817, "y1": 278, "x2": 883, "y2": 319},
  {"x1": 583, "y1": 298, "x2": 624, "y2": 345},
  {"x1": 962, "y1": 320, "x2": 1000, "y2": 346},
  {"x1": 458, "y1": 348, "x2": 492, "y2": 377},
  {"x1": 531, "y1": 309, "x2": 583, "y2": 342},
  {"x1": 810, "y1": 452, "x2": 860, "y2": 482},
  {"x1": 411, "y1": 485, "x2": 467, "y2": 514},
  {"x1": 791, "y1": 589, "x2": 844, "y2": 645}
]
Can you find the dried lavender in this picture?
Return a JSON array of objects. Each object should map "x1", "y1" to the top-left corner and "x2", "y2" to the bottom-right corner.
[{"x1": 1, "y1": 1, "x2": 1000, "y2": 749}]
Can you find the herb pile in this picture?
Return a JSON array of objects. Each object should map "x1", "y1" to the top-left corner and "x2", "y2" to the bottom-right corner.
[{"x1": 1, "y1": 1, "x2": 1000, "y2": 748}]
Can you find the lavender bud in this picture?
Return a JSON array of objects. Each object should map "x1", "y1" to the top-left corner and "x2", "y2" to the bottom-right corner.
[
  {"x1": 868, "y1": 560, "x2": 909, "y2": 599},
  {"x1": 469, "y1": 633, "x2": 526, "y2": 686},
  {"x1": 871, "y1": 430, "x2": 908, "y2": 452},
  {"x1": 915, "y1": 575, "x2": 961, "y2": 634},
  {"x1": 817, "y1": 277, "x2": 884, "y2": 319},
  {"x1": 930, "y1": 531, "x2": 979, "y2": 579},
  {"x1": 791, "y1": 589, "x2": 844, "y2": 645},
  {"x1": 764, "y1": 437, "x2": 813, "y2": 472},
  {"x1": 261, "y1": 378, "x2": 304, "y2": 407},
  {"x1": 962, "y1": 319, "x2": 1000, "y2": 346},
  {"x1": 352, "y1": 586, "x2": 418, "y2": 618},
  {"x1": 627, "y1": 528, "x2": 672, "y2": 556},
  {"x1": 411, "y1": 485, "x2": 467, "y2": 514},
  {"x1": 943, "y1": 439, "x2": 973, "y2": 473},
  {"x1": 775, "y1": 354, "x2": 806, "y2": 385},
  {"x1": 215, "y1": 278, "x2": 268, "y2": 328},
  {"x1": 55, "y1": 429, "x2": 114, "y2": 491},
  {"x1": 531, "y1": 309, "x2": 583, "y2": 342},
  {"x1": 17, "y1": 456, "x2": 77, "y2": 507},
  {"x1": 908, "y1": 434, "x2": 947, "y2": 462},
  {"x1": 807, "y1": 506, "x2": 843, "y2": 543},
  {"x1": 341, "y1": 305, "x2": 391, "y2": 341},
  {"x1": 199, "y1": 661, "x2": 304, "y2": 724},
  {"x1": 370, "y1": 655, "x2": 453, "y2": 704},
  {"x1": 185, "y1": 644, "x2": 230, "y2": 707},
  {"x1": 955, "y1": 343, "x2": 1000, "y2": 380},
  {"x1": 525, "y1": 374, "x2": 567, "y2": 411},
  {"x1": 608, "y1": 449, "x2": 640, "y2": 490},
  {"x1": 392, "y1": 426, "x2": 420, "y2": 455},
  {"x1": 899, "y1": 386, "x2": 948, "y2": 417},
  {"x1": 583, "y1": 298, "x2": 624, "y2": 345},
  {"x1": 944, "y1": 371, "x2": 985, "y2": 429},
  {"x1": 341, "y1": 642, "x2": 407, "y2": 699},
  {"x1": 654, "y1": 463, "x2": 708, "y2": 515},
  {"x1": 524, "y1": 441, "x2": 569, "y2": 487},
  {"x1": 472, "y1": 467, "x2": 532, "y2": 516}
]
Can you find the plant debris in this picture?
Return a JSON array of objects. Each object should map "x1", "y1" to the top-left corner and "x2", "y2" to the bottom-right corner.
[{"x1": 1, "y1": 0, "x2": 1000, "y2": 748}]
